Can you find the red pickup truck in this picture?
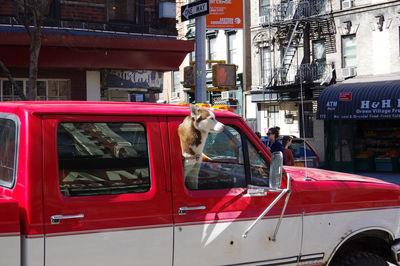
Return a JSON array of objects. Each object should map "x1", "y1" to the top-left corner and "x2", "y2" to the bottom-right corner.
[{"x1": 0, "y1": 101, "x2": 399, "y2": 266}]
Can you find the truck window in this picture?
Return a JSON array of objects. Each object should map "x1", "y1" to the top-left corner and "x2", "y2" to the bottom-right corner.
[
  {"x1": 189, "y1": 125, "x2": 270, "y2": 190},
  {"x1": 247, "y1": 140, "x2": 270, "y2": 186},
  {"x1": 57, "y1": 122, "x2": 150, "y2": 196},
  {"x1": 0, "y1": 117, "x2": 17, "y2": 188},
  {"x1": 197, "y1": 125, "x2": 246, "y2": 190}
]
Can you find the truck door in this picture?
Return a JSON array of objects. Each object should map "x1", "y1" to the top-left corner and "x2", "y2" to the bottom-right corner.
[
  {"x1": 168, "y1": 117, "x2": 302, "y2": 266},
  {"x1": 42, "y1": 115, "x2": 173, "y2": 266}
]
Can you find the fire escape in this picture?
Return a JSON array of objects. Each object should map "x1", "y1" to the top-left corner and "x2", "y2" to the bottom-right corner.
[{"x1": 258, "y1": 0, "x2": 336, "y2": 101}]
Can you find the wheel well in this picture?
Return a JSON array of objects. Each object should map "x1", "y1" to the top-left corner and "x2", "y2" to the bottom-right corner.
[{"x1": 330, "y1": 230, "x2": 393, "y2": 264}]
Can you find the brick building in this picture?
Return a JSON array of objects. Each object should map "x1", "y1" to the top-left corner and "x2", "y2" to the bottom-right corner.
[{"x1": 0, "y1": 0, "x2": 193, "y2": 102}]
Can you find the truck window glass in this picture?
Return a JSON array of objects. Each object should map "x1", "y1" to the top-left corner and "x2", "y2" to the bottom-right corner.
[
  {"x1": 0, "y1": 118, "x2": 17, "y2": 188},
  {"x1": 57, "y1": 122, "x2": 150, "y2": 196},
  {"x1": 192, "y1": 125, "x2": 246, "y2": 190},
  {"x1": 247, "y1": 140, "x2": 270, "y2": 186}
]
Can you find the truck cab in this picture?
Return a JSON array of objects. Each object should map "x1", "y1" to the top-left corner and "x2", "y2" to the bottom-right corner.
[{"x1": 0, "y1": 101, "x2": 399, "y2": 266}]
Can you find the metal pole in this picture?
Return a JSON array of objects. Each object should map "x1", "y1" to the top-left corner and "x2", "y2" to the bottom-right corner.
[{"x1": 195, "y1": 15, "x2": 207, "y2": 103}]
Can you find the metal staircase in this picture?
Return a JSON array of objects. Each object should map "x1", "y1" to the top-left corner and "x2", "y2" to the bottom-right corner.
[{"x1": 261, "y1": 0, "x2": 335, "y2": 91}]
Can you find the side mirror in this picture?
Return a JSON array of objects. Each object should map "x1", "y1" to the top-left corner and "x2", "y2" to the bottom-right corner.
[{"x1": 269, "y1": 151, "x2": 283, "y2": 189}]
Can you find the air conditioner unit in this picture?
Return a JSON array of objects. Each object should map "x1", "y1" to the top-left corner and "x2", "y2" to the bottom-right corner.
[
  {"x1": 342, "y1": 0, "x2": 354, "y2": 9},
  {"x1": 172, "y1": 92, "x2": 180, "y2": 98},
  {"x1": 342, "y1": 67, "x2": 357, "y2": 78},
  {"x1": 221, "y1": 91, "x2": 236, "y2": 100},
  {"x1": 258, "y1": 15, "x2": 270, "y2": 25}
]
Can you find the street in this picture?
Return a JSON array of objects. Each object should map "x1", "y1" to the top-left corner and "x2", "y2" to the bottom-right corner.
[{"x1": 355, "y1": 172, "x2": 400, "y2": 186}]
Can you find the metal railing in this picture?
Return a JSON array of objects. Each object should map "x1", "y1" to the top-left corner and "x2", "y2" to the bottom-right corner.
[
  {"x1": 259, "y1": 0, "x2": 327, "y2": 25},
  {"x1": 262, "y1": 62, "x2": 332, "y2": 87}
]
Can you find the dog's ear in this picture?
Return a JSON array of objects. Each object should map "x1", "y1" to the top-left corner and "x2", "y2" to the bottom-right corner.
[{"x1": 189, "y1": 104, "x2": 200, "y2": 119}]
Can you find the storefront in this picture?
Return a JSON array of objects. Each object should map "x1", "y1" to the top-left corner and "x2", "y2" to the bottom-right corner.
[
  {"x1": 317, "y1": 80, "x2": 400, "y2": 173},
  {"x1": 0, "y1": 26, "x2": 193, "y2": 101}
]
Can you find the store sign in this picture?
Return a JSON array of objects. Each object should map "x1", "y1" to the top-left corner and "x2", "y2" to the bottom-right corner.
[
  {"x1": 104, "y1": 70, "x2": 163, "y2": 92},
  {"x1": 206, "y1": 0, "x2": 244, "y2": 29},
  {"x1": 339, "y1": 92, "x2": 352, "y2": 101},
  {"x1": 319, "y1": 98, "x2": 400, "y2": 120}
]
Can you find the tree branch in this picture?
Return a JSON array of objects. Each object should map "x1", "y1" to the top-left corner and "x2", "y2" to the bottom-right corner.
[{"x1": 0, "y1": 60, "x2": 27, "y2": 101}]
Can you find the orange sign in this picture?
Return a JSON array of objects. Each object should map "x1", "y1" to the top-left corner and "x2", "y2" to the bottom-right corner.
[{"x1": 206, "y1": 0, "x2": 244, "y2": 29}]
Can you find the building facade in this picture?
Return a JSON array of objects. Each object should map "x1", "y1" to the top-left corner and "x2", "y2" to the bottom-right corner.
[
  {"x1": 161, "y1": 0, "x2": 252, "y2": 117},
  {"x1": 0, "y1": 0, "x2": 193, "y2": 102},
  {"x1": 248, "y1": 0, "x2": 400, "y2": 166}
]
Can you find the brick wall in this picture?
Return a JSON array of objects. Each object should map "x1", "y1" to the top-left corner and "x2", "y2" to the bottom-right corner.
[
  {"x1": 61, "y1": 4, "x2": 105, "y2": 22},
  {"x1": 0, "y1": 0, "x2": 14, "y2": 15}
]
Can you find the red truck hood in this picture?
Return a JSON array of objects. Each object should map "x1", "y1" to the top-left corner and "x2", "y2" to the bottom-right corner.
[{"x1": 284, "y1": 166, "x2": 393, "y2": 185}]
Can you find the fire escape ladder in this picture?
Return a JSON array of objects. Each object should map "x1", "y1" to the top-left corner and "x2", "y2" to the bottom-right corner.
[{"x1": 267, "y1": 20, "x2": 301, "y2": 87}]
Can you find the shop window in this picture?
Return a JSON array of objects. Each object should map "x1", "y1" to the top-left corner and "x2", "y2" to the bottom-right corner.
[
  {"x1": 342, "y1": 35, "x2": 357, "y2": 68},
  {"x1": 173, "y1": 71, "x2": 180, "y2": 94},
  {"x1": 0, "y1": 79, "x2": 71, "y2": 101},
  {"x1": 268, "y1": 105, "x2": 280, "y2": 128},
  {"x1": 299, "y1": 103, "x2": 314, "y2": 138},
  {"x1": 57, "y1": 122, "x2": 150, "y2": 196},
  {"x1": 0, "y1": 115, "x2": 18, "y2": 188}
]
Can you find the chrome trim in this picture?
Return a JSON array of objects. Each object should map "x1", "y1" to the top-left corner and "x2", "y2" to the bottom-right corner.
[
  {"x1": 51, "y1": 214, "x2": 84, "y2": 224},
  {"x1": 178, "y1": 206, "x2": 206, "y2": 215},
  {"x1": 242, "y1": 174, "x2": 291, "y2": 238},
  {"x1": 391, "y1": 240, "x2": 400, "y2": 264}
]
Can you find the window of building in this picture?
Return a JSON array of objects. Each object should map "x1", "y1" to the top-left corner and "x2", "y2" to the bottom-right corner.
[
  {"x1": 299, "y1": 103, "x2": 314, "y2": 138},
  {"x1": 259, "y1": 0, "x2": 270, "y2": 16},
  {"x1": 185, "y1": 125, "x2": 270, "y2": 190},
  {"x1": 268, "y1": 105, "x2": 280, "y2": 128},
  {"x1": 207, "y1": 36, "x2": 217, "y2": 68},
  {"x1": 0, "y1": 115, "x2": 18, "y2": 188},
  {"x1": 342, "y1": 35, "x2": 356, "y2": 68},
  {"x1": 261, "y1": 47, "x2": 272, "y2": 86},
  {"x1": 172, "y1": 71, "x2": 180, "y2": 98},
  {"x1": 313, "y1": 40, "x2": 326, "y2": 79},
  {"x1": 107, "y1": 0, "x2": 147, "y2": 24},
  {"x1": 57, "y1": 122, "x2": 150, "y2": 196},
  {"x1": 0, "y1": 79, "x2": 71, "y2": 101},
  {"x1": 227, "y1": 32, "x2": 237, "y2": 65}
]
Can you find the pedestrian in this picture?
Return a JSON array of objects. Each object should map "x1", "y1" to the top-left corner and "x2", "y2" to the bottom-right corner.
[
  {"x1": 267, "y1": 127, "x2": 286, "y2": 165},
  {"x1": 255, "y1": 131, "x2": 262, "y2": 139},
  {"x1": 282, "y1": 136, "x2": 295, "y2": 166}
]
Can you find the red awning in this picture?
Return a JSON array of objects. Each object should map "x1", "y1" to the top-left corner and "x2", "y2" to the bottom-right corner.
[{"x1": 0, "y1": 31, "x2": 194, "y2": 71}]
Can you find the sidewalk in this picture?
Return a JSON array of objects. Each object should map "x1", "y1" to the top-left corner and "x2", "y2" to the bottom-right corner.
[{"x1": 355, "y1": 172, "x2": 400, "y2": 186}]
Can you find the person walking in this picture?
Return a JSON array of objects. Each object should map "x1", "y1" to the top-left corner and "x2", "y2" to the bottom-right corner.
[
  {"x1": 282, "y1": 136, "x2": 295, "y2": 166},
  {"x1": 267, "y1": 127, "x2": 286, "y2": 165}
]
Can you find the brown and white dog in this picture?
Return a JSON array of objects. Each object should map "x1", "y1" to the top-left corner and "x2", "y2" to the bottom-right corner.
[{"x1": 178, "y1": 104, "x2": 224, "y2": 189}]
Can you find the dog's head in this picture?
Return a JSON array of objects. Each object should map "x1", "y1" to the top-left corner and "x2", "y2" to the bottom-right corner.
[{"x1": 190, "y1": 104, "x2": 224, "y2": 133}]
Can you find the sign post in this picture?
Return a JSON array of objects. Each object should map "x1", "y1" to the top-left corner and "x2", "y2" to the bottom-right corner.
[{"x1": 181, "y1": 0, "x2": 209, "y2": 103}]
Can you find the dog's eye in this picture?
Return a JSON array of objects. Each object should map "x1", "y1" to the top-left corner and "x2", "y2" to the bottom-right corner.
[{"x1": 211, "y1": 117, "x2": 214, "y2": 120}]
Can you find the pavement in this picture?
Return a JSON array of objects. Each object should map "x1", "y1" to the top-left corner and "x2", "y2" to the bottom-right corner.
[{"x1": 355, "y1": 171, "x2": 400, "y2": 186}]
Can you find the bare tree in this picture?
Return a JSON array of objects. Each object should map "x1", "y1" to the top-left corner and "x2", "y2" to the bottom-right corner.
[{"x1": 0, "y1": 0, "x2": 54, "y2": 101}]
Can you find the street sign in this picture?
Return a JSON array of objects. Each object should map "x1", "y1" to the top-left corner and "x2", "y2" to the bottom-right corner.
[
  {"x1": 206, "y1": 0, "x2": 244, "y2": 29},
  {"x1": 181, "y1": 0, "x2": 210, "y2": 22}
]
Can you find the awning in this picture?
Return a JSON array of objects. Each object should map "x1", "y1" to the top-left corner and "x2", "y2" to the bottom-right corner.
[
  {"x1": 0, "y1": 26, "x2": 194, "y2": 71},
  {"x1": 317, "y1": 80, "x2": 400, "y2": 120}
]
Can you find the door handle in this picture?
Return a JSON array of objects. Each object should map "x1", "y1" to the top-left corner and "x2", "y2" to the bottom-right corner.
[
  {"x1": 178, "y1": 206, "x2": 206, "y2": 215},
  {"x1": 51, "y1": 214, "x2": 84, "y2": 224}
]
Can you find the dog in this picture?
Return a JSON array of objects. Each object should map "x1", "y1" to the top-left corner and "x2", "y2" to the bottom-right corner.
[{"x1": 178, "y1": 104, "x2": 224, "y2": 189}]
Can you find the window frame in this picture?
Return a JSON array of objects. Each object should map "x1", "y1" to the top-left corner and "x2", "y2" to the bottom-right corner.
[
  {"x1": 0, "y1": 113, "x2": 20, "y2": 189},
  {"x1": 55, "y1": 119, "x2": 152, "y2": 197},
  {"x1": 342, "y1": 34, "x2": 357, "y2": 68},
  {"x1": 185, "y1": 124, "x2": 270, "y2": 191}
]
